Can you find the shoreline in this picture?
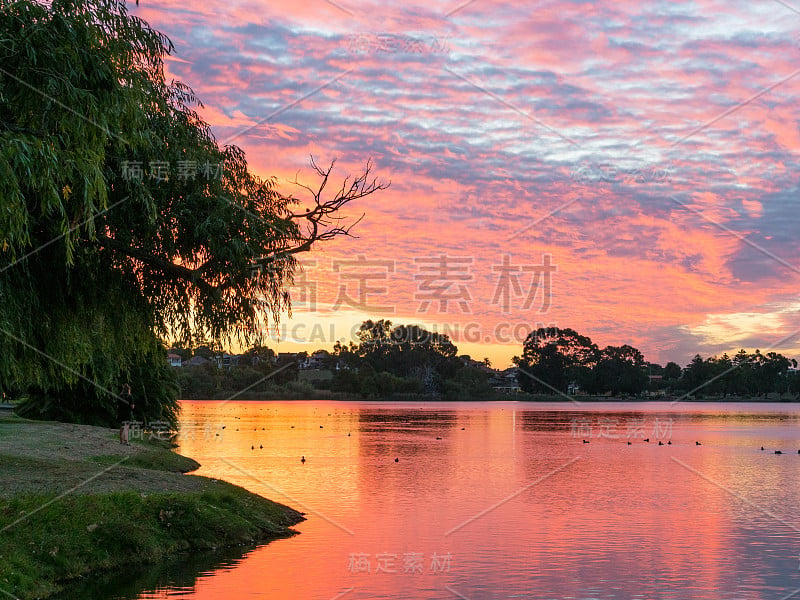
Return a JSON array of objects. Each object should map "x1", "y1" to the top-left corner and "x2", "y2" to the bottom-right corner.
[
  {"x1": 0, "y1": 416, "x2": 304, "y2": 600},
  {"x1": 174, "y1": 394, "x2": 800, "y2": 403}
]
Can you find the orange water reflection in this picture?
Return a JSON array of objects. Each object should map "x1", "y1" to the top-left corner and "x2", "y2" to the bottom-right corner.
[{"x1": 157, "y1": 401, "x2": 800, "y2": 600}]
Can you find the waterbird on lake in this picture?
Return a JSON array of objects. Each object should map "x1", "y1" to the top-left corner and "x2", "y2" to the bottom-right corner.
[
  {"x1": 667, "y1": 441, "x2": 672, "y2": 445},
  {"x1": 643, "y1": 438, "x2": 650, "y2": 442},
  {"x1": 582, "y1": 440, "x2": 589, "y2": 444},
  {"x1": 696, "y1": 441, "x2": 701, "y2": 445},
  {"x1": 251, "y1": 445, "x2": 254, "y2": 450},
  {"x1": 320, "y1": 425, "x2": 324, "y2": 429},
  {"x1": 658, "y1": 441, "x2": 664, "y2": 446},
  {"x1": 627, "y1": 441, "x2": 632, "y2": 445},
  {"x1": 775, "y1": 450, "x2": 782, "y2": 454},
  {"x1": 348, "y1": 432, "x2": 351, "y2": 436},
  {"x1": 301, "y1": 456, "x2": 306, "y2": 463},
  {"x1": 259, "y1": 444, "x2": 263, "y2": 449},
  {"x1": 761, "y1": 446, "x2": 765, "y2": 451},
  {"x1": 395, "y1": 458, "x2": 399, "y2": 462},
  {"x1": 436, "y1": 436, "x2": 442, "y2": 440}
]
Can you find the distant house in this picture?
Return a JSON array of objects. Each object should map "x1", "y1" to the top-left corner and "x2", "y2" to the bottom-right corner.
[
  {"x1": 184, "y1": 355, "x2": 212, "y2": 367},
  {"x1": 215, "y1": 353, "x2": 240, "y2": 370},
  {"x1": 492, "y1": 368, "x2": 521, "y2": 394},
  {"x1": 460, "y1": 355, "x2": 495, "y2": 375},
  {"x1": 167, "y1": 353, "x2": 182, "y2": 367},
  {"x1": 300, "y1": 350, "x2": 330, "y2": 370}
]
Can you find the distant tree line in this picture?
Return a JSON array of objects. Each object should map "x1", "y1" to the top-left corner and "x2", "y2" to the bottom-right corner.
[
  {"x1": 169, "y1": 342, "x2": 315, "y2": 399},
  {"x1": 515, "y1": 327, "x2": 799, "y2": 398},
  {"x1": 173, "y1": 320, "x2": 499, "y2": 400},
  {"x1": 680, "y1": 350, "x2": 798, "y2": 396},
  {"x1": 173, "y1": 322, "x2": 799, "y2": 401},
  {"x1": 329, "y1": 320, "x2": 496, "y2": 400}
]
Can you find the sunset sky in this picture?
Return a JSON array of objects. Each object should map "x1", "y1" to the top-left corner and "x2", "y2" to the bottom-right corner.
[{"x1": 131, "y1": 0, "x2": 800, "y2": 368}]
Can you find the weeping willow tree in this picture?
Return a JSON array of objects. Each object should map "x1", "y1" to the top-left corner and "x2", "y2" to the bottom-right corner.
[{"x1": 0, "y1": 0, "x2": 386, "y2": 427}]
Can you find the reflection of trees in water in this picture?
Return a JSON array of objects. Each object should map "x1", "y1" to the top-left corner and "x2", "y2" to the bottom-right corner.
[
  {"x1": 516, "y1": 408, "x2": 800, "y2": 435},
  {"x1": 355, "y1": 408, "x2": 460, "y2": 460},
  {"x1": 356, "y1": 409, "x2": 459, "y2": 428},
  {"x1": 53, "y1": 543, "x2": 258, "y2": 600},
  {"x1": 517, "y1": 410, "x2": 648, "y2": 433},
  {"x1": 353, "y1": 408, "x2": 486, "y2": 503}
]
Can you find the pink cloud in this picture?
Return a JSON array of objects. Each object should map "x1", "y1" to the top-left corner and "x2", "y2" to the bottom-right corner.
[{"x1": 130, "y1": 0, "x2": 800, "y2": 366}]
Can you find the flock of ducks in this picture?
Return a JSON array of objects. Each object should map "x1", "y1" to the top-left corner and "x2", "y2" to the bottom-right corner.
[
  {"x1": 288, "y1": 438, "x2": 799, "y2": 464},
  {"x1": 577, "y1": 439, "x2": 800, "y2": 454},
  {"x1": 242, "y1": 422, "x2": 799, "y2": 464},
  {"x1": 245, "y1": 423, "x2": 472, "y2": 464},
  {"x1": 581, "y1": 438, "x2": 685, "y2": 445},
  {"x1": 760, "y1": 446, "x2": 799, "y2": 455}
]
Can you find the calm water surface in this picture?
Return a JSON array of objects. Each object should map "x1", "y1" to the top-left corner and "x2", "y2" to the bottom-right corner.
[{"x1": 85, "y1": 401, "x2": 800, "y2": 599}]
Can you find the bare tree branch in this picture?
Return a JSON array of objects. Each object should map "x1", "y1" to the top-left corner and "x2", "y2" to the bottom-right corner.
[{"x1": 97, "y1": 157, "x2": 388, "y2": 296}]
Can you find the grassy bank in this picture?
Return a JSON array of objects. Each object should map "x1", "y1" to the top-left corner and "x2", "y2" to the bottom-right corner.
[{"x1": 0, "y1": 416, "x2": 304, "y2": 600}]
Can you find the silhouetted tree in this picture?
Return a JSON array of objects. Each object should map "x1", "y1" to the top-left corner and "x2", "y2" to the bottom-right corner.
[
  {"x1": 516, "y1": 328, "x2": 598, "y2": 394},
  {"x1": 586, "y1": 344, "x2": 647, "y2": 395},
  {"x1": 663, "y1": 361, "x2": 682, "y2": 381}
]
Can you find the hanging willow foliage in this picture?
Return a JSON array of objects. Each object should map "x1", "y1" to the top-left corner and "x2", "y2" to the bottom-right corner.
[{"x1": 0, "y1": 0, "x2": 387, "y2": 426}]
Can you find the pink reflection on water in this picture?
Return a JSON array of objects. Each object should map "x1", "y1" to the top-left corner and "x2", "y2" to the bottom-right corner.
[{"x1": 154, "y1": 401, "x2": 800, "y2": 600}]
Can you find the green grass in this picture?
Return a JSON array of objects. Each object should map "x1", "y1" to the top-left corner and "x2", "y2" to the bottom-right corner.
[
  {"x1": 89, "y1": 449, "x2": 200, "y2": 473},
  {"x1": 0, "y1": 420, "x2": 303, "y2": 600},
  {"x1": 0, "y1": 480, "x2": 303, "y2": 599},
  {"x1": 0, "y1": 414, "x2": 31, "y2": 425}
]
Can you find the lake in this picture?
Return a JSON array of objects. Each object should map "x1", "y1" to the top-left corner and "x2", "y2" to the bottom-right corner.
[{"x1": 64, "y1": 400, "x2": 800, "y2": 599}]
